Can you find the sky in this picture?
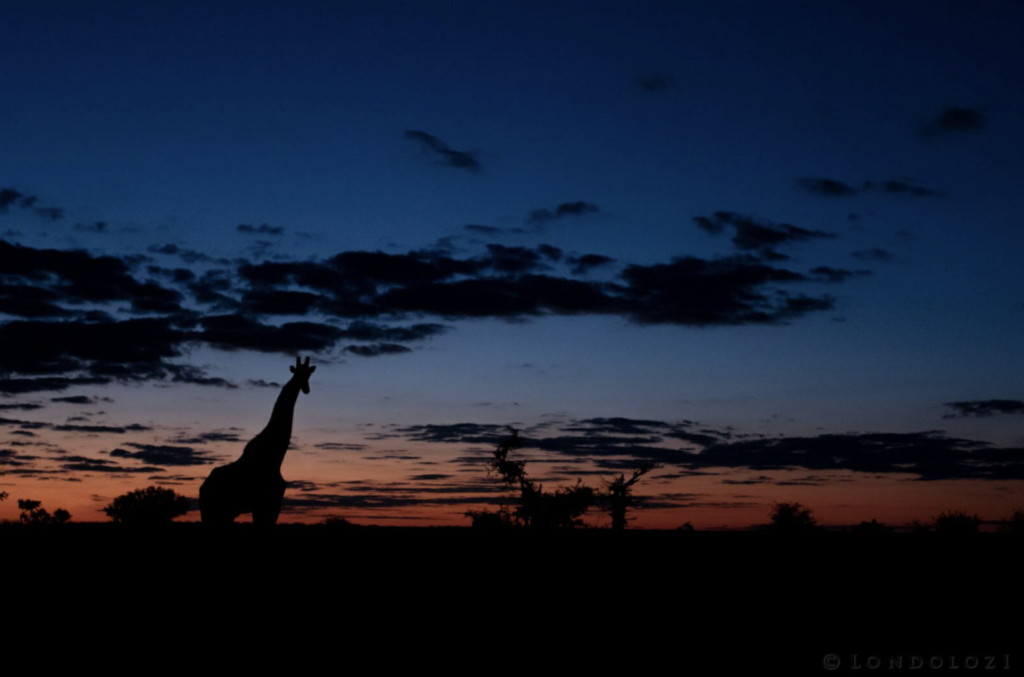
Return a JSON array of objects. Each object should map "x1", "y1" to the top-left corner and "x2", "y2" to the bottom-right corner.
[{"x1": 2, "y1": 0, "x2": 1024, "y2": 528}]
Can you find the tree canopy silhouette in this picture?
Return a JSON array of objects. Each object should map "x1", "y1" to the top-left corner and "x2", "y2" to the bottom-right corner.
[
  {"x1": 1001, "y1": 508, "x2": 1024, "y2": 535},
  {"x1": 766, "y1": 501, "x2": 817, "y2": 533},
  {"x1": 104, "y1": 486, "x2": 190, "y2": 525},
  {"x1": 468, "y1": 429, "x2": 655, "y2": 531},
  {"x1": 934, "y1": 510, "x2": 981, "y2": 535},
  {"x1": 601, "y1": 463, "x2": 659, "y2": 531},
  {"x1": 18, "y1": 498, "x2": 70, "y2": 525}
]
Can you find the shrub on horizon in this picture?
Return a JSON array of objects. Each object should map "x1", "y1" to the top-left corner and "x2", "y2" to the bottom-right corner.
[
  {"x1": 934, "y1": 510, "x2": 981, "y2": 535},
  {"x1": 18, "y1": 498, "x2": 70, "y2": 525},
  {"x1": 103, "y1": 486, "x2": 190, "y2": 525},
  {"x1": 766, "y1": 501, "x2": 818, "y2": 533}
]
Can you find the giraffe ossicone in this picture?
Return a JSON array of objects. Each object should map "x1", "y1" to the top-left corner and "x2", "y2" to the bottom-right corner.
[{"x1": 200, "y1": 356, "x2": 316, "y2": 525}]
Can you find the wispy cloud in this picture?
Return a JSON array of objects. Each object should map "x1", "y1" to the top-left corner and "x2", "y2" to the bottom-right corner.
[
  {"x1": 920, "y1": 106, "x2": 985, "y2": 137},
  {"x1": 943, "y1": 399, "x2": 1024, "y2": 418},
  {"x1": 403, "y1": 130, "x2": 481, "y2": 172},
  {"x1": 527, "y1": 201, "x2": 600, "y2": 224}
]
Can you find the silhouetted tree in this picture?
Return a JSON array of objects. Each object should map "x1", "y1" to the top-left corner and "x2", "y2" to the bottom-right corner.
[
  {"x1": 18, "y1": 499, "x2": 70, "y2": 524},
  {"x1": 934, "y1": 510, "x2": 981, "y2": 535},
  {"x1": 0, "y1": 491, "x2": 8, "y2": 501},
  {"x1": 766, "y1": 501, "x2": 818, "y2": 533},
  {"x1": 910, "y1": 519, "x2": 932, "y2": 534},
  {"x1": 468, "y1": 429, "x2": 595, "y2": 530},
  {"x1": 321, "y1": 516, "x2": 359, "y2": 529},
  {"x1": 852, "y1": 518, "x2": 892, "y2": 534},
  {"x1": 103, "y1": 486, "x2": 189, "y2": 525},
  {"x1": 1000, "y1": 508, "x2": 1024, "y2": 535},
  {"x1": 601, "y1": 463, "x2": 659, "y2": 530}
]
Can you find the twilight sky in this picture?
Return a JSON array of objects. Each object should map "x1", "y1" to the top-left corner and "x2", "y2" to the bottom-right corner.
[{"x1": 2, "y1": 0, "x2": 1024, "y2": 528}]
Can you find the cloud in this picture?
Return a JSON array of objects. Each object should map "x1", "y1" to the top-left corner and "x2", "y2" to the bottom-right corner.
[
  {"x1": 34, "y1": 207, "x2": 65, "y2": 221},
  {"x1": 797, "y1": 177, "x2": 941, "y2": 198},
  {"x1": 874, "y1": 180, "x2": 942, "y2": 197},
  {"x1": 237, "y1": 223, "x2": 284, "y2": 236},
  {"x1": 463, "y1": 224, "x2": 503, "y2": 236},
  {"x1": 0, "y1": 414, "x2": 151, "y2": 436},
  {"x1": 1, "y1": 240, "x2": 185, "y2": 312},
  {"x1": 0, "y1": 376, "x2": 113, "y2": 395},
  {"x1": 685, "y1": 431, "x2": 1024, "y2": 481},
  {"x1": 403, "y1": 130, "x2": 481, "y2": 172},
  {"x1": 620, "y1": 256, "x2": 832, "y2": 325},
  {"x1": 935, "y1": 107, "x2": 985, "y2": 133},
  {"x1": 0, "y1": 188, "x2": 64, "y2": 220},
  {"x1": 527, "y1": 201, "x2": 600, "y2": 224},
  {"x1": 74, "y1": 221, "x2": 108, "y2": 233},
  {"x1": 635, "y1": 72, "x2": 675, "y2": 92},
  {"x1": 338, "y1": 321, "x2": 448, "y2": 343},
  {"x1": 851, "y1": 248, "x2": 893, "y2": 262},
  {"x1": 240, "y1": 289, "x2": 321, "y2": 316},
  {"x1": 397, "y1": 423, "x2": 509, "y2": 445},
  {"x1": 399, "y1": 418, "x2": 730, "y2": 469},
  {"x1": 147, "y1": 243, "x2": 221, "y2": 264},
  {"x1": 50, "y1": 395, "x2": 109, "y2": 405},
  {"x1": 480, "y1": 244, "x2": 547, "y2": 274},
  {"x1": 343, "y1": 343, "x2": 412, "y2": 357},
  {"x1": 537, "y1": 244, "x2": 563, "y2": 261},
  {"x1": 233, "y1": 244, "x2": 844, "y2": 328},
  {"x1": 172, "y1": 430, "x2": 243, "y2": 444},
  {"x1": 52, "y1": 423, "x2": 151, "y2": 434},
  {"x1": 247, "y1": 379, "x2": 281, "y2": 388},
  {"x1": 0, "y1": 284, "x2": 74, "y2": 318},
  {"x1": 315, "y1": 442, "x2": 367, "y2": 451},
  {"x1": 0, "y1": 188, "x2": 35, "y2": 212},
  {"x1": 693, "y1": 211, "x2": 834, "y2": 258},
  {"x1": 199, "y1": 314, "x2": 343, "y2": 353},
  {"x1": 810, "y1": 266, "x2": 871, "y2": 283},
  {"x1": 568, "y1": 254, "x2": 615, "y2": 275},
  {"x1": 797, "y1": 178, "x2": 859, "y2": 197},
  {"x1": 164, "y1": 364, "x2": 238, "y2": 388},
  {"x1": 400, "y1": 420, "x2": 1024, "y2": 482},
  {"x1": 920, "y1": 106, "x2": 985, "y2": 137},
  {"x1": 562, "y1": 417, "x2": 674, "y2": 435},
  {"x1": 62, "y1": 455, "x2": 162, "y2": 474},
  {"x1": 110, "y1": 443, "x2": 214, "y2": 466},
  {"x1": 943, "y1": 400, "x2": 1024, "y2": 418},
  {"x1": 1, "y1": 213, "x2": 863, "y2": 388},
  {"x1": 0, "y1": 317, "x2": 187, "y2": 378}
]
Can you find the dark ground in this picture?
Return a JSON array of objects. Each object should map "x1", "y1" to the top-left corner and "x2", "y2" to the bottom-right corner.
[{"x1": 6, "y1": 525, "x2": 1019, "y2": 672}]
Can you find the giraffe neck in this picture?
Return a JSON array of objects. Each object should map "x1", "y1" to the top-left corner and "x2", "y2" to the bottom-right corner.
[{"x1": 245, "y1": 376, "x2": 302, "y2": 469}]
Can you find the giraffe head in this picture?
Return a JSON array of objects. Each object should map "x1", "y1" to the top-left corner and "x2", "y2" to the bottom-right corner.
[{"x1": 290, "y1": 356, "x2": 316, "y2": 394}]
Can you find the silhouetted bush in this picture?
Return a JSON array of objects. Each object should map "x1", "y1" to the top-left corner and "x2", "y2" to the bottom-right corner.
[
  {"x1": 766, "y1": 501, "x2": 818, "y2": 533},
  {"x1": 934, "y1": 510, "x2": 981, "y2": 535},
  {"x1": 321, "y1": 517, "x2": 360, "y2": 529},
  {"x1": 1000, "y1": 508, "x2": 1024, "y2": 535},
  {"x1": 103, "y1": 486, "x2": 189, "y2": 525},
  {"x1": 18, "y1": 499, "x2": 70, "y2": 524},
  {"x1": 467, "y1": 429, "x2": 592, "y2": 530},
  {"x1": 468, "y1": 429, "x2": 654, "y2": 531},
  {"x1": 852, "y1": 518, "x2": 892, "y2": 534}
]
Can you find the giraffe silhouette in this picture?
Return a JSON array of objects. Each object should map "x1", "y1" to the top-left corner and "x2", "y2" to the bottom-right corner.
[{"x1": 200, "y1": 356, "x2": 316, "y2": 525}]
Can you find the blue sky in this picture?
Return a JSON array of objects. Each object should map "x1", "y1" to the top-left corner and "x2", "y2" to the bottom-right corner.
[{"x1": 2, "y1": 1, "x2": 1024, "y2": 527}]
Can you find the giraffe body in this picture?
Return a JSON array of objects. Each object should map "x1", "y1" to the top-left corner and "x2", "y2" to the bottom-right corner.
[{"x1": 200, "y1": 357, "x2": 315, "y2": 526}]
